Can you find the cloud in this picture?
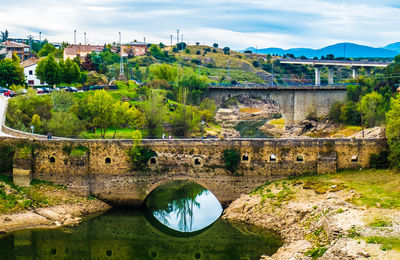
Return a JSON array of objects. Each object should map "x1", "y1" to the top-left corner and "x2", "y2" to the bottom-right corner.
[{"x1": 0, "y1": 0, "x2": 399, "y2": 49}]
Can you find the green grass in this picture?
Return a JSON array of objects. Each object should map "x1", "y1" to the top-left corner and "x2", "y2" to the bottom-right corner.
[
  {"x1": 293, "y1": 169, "x2": 400, "y2": 209},
  {"x1": 365, "y1": 237, "x2": 400, "y2": 251},
  {"x1": 368, "y1": 218, "x2": 392, "y2": 228},
  {"x1": 80, "y1": 127, "x2": 136, "y2": 139}
]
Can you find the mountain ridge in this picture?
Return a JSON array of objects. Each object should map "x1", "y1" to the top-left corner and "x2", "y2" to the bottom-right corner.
[{"x1": 243, "y1": 42, "x2": 399, "y2": 58}]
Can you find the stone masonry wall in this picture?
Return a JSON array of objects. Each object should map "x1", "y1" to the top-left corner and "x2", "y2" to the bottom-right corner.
[{"x1": 0, "y1": 137, "x2": 388, "y2": 206}]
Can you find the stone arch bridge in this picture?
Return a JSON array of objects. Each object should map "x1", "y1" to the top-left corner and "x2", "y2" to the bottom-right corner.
[{"x1": 1, "y1": 137, "x2": 387, "y2": 207}]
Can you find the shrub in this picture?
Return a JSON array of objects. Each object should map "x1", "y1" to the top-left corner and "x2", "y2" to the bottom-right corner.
[
  {"x1": 128, "y1": 146, "x2": 157, "y2": 171},
  {"x1": 185, "y1": 49, "x2": 190, "y2": 54},
  {"x1": 191, "y1": 59, "x2": 201, "y2": 65},
  {"x1": 0, "y1": 145, "x2": 14, "y2": 173},
  {"x1": 196, "y1": 50, "x2": 201, "y2": 55},
  {"x1": 244, "y1": 50, "x2": 252, "y2": 54},
  {"x1": 223, "y1": 149, "x2": 240, "y2": 173},
  {"x1": 252, "y1": 60, "x2": 259, "y2": 67},
  {"x1": 213, "y1": 43, "x2": 218, "y2": 48},
  {"x1": 369, "y1": 151, "x2": 389, "y2": 169}
]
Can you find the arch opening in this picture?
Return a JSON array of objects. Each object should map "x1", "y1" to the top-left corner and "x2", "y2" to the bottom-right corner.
[
  {"x1": 49, "y1": 157, "x2": 56, "y2": 163},
  {"x1": 105, "y1": 157, "x2": 111, "y2": 164},
  {"x1": 269, "y1": 154, "x2": 277, "y2": 162},
  {"x1": 242, "y1": 154, "x2": 249, "y2": 161},
  {"x1": 351, "y1": 155, "x2": 358, "y2": 162},
  {"x1": 296, "y1": 155, "x2": 304, "y2": 162},
  {"x1": 144, "y1": 180, "x2": 223, "y2": 236}
]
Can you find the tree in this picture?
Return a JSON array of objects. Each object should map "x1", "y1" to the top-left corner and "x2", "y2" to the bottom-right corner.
[
  {"x1": 81, "y1": 54, "x2": 96, "y2": 71},
  {"x1": 139, "y1": 92, "x2": 166, "y2": 138},
  {"x1": 62, "y1": 58, "x2": 81, "y2": 83},
  {"x1": 340, "y1": 101, "x2": 361, "y2": 125},
  {"x1": 110, "y1": 101, "x2": 140, "y2": 139},
  {"x1": 0, "y1": 58, "x2": 25, "y2": 87},
  {"x1": 38, "y1": 43, "x2": 56, "y2": 57},
  {"x1": 386, "y1": 95, "x2": 400, "y2": 170},
  {"x1": 1, "y1": 30, "x2": 8, "y2": 41},
  {"x1": 176, "y1": 42, "x2": 186, "y2": 51},
  {"x1": 0, "y1": 44, "x2": 5, "y2": 60},
  {"x1": 360, "y1": 91, "x2": 385, "y2": 127},
  {"x1": 150, "y1": 64, "x2": 177, "y2": 82},
  {"x1": 223, "y1": 47, "x2": 230, "y2": 55},
  {"x1": 31, "y1": 114, "x2": 42, "y2": 133},
  {"x1": 159, "y1": 42, "x2": 165, "y2": 49},
  {"x1": 47, "y1": 111, "x2": 84, "y2": 137},
  {"x1": 213, "y1": 43, "x2": 218, "y2": 48},
  {"x1": 149, "y1": 44, "x2": 164, "y2": 59},
  {"x1": 87, "y1": 90, "x2": 115, "y2": 138},
  {"x1": 179, "y1": 70, "x2": 208, "y2": 105},
  {"x1": 35, "y1": 54, "x2": 62, "y2": 86}
]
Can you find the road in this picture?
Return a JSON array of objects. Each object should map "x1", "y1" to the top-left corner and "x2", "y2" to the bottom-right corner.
[{"x1": 0, "y1": 95, "x2": 12, "y2": 137}]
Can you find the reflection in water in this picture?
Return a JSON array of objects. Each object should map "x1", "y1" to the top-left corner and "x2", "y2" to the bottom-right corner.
[
  {"x1": 0, "y1": 209, "x2": 283, "y2": 260},
  {"x1": 145, "y1": 181, "x2": 223, "y2": 233}
]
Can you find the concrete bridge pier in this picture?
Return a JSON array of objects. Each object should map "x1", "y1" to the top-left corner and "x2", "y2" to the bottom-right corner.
[
  {"x1": 315, "y1": 66, "x2": 322, "y2": 85},
  {"x1": 352, "y1": 66, "x2": 360, "y2": 79},
  {"x1": 328, "y1": 66, "x2": 334, "y2": 84}
]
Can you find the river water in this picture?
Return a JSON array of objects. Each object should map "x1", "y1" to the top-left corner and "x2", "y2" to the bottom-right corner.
[{"x1": 0, "y1": 181, "x2": 283, "y2": 260}]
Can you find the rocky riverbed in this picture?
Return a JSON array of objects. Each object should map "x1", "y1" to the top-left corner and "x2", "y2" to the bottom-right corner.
[{"x1": 223, "y1": 180, "x2": 400, "y2": 259}]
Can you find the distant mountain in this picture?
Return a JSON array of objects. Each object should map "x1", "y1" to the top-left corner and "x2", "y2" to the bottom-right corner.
[
  {"x1": 243, "y1": 42, "x2": 399, "y2": 58},
  {"x1": 385, "y1": 42, "x2": 400, "y2": 52}
]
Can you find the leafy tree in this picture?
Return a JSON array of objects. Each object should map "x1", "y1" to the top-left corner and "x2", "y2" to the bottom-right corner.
[
  {"x1": 51, "y1": 89, "x2": 76, "y2": 112},
  {"x1": 244, "y1": 50, "x2": 252, "y2": 54},
  {"x1": 340, "y1": 101, "x2": 360, "y2": 125},
  {"x1": 38, "y1": 43, "x2": 56, "y2": 57},
  {"x1": 150, "y1": 64, "x2": 177, "y2": 82},
  {"x1": 110, "y1": 101, "x2": 140, "y2": 139},
  {"x1": 159, "y1": 42, "x2": 165, "y2": 49},
  {"x1": 0, "y1": 58, "x2": 25, "y2": 87},
  {"x1": 176, "y1": 42, "x2": 186, "y2": 51},
  {"x1": 386, "y1": 95, "x2": 400, "y2": 170},
  {"x1": 223, "y1": 47, "x2": 230, "y2": 54},
  {"x1": 139, "y1": 92, "x2": 166, "y2": 138},
  {"x1": 346, "y1": 84, "x2": 362, "y2": 102},
  {"x1": 149, "y1": 44, "x2": 164, "y2": 59},
  {"x1": 81, "y1": 54, "x2": 96, "y2": 71},
  {"x1": 199, "y1": 98, "x2": 216, "y2": 122},
  {"x1": 185, "y1": 49, "x2": 190, "y2": 54},
  {"x1": 328, "y1": 101, "x2": 343, "y2": 123},
  {"x1": 87, "y1": 90, "x2": 115, "y2": 138},
  {"x1": 179, "y1": 70, "x2": 208, "y2": 105},
  {"x1": 47, "y1": 111, "x2": 84, "y2": 137},
  {"x1": 0, "y1": 44, "x2": 5, "y2": 60},
  {"x1": 213, "y1": 43, "x2": 218, "y2": 48},
  {"x1": 252, "y1": 60, "x2": 259, "y2": 67},
  {"x1": 35, "y1": 54, "x2": 62, "y2": 86},
  {"x1": 196, "y1": 50, "x2": 201, "y2": 55},
  {"x1": 1, "y1": 30, "x2": 8, "y2": 41},
  {"x1": 62, "y1": 58, "x2": 81, "y2": 83},
  {"x1": 31, "y1": 114, "x2": 42, "y2": 133},
  {"x1": 360, "y1": 91, "x2": 385, "y2": 127},
  {"x1": 86, "y1": 71, "x2": 108, "y2": 85}
]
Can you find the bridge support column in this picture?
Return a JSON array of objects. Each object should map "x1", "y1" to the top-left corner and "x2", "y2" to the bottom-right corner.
[
  {"x1": 314, "y1": 66, "x2": 321, "y2": 85},
  {"x1": 328, "y1": 66, "x2": 334, "y2": 84},
  {"x1": 365, "y1": 67, "x2": 372, "y2": 76},
  {"x1": 352, "y1": 66, "x2": 359, "y2": 79}
]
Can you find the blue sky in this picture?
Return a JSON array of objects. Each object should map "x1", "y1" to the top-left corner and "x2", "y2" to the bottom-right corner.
[{"x1": 1, "y1": 0, "x2": 400, "y2": 49}]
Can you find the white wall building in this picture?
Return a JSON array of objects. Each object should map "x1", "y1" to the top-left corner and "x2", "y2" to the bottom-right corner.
[{"x1": 21, "y1": 59, "x2": 46, "y2": 86}]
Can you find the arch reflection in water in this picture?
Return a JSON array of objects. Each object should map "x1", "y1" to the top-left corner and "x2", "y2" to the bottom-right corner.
[{"x1": 145, "y1": 181, "x2": 223, "y2": 233}]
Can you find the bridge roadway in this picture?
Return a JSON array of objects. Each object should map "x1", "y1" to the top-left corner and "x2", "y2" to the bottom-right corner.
[
  {"x1": 208, "y1": 83, "x2": 347, "y2": 90},
  {"x1": 279, "y1": 59, "x2": 392, "y2": 85}
]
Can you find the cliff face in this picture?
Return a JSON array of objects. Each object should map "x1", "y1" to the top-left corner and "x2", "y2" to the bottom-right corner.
[{"x1": 222, "y1": 179, "x2": 400, "y2": 259}]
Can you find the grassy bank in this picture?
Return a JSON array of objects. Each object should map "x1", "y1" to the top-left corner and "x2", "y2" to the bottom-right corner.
[{"x1": 0, "y1": 176, "x2": 88, "y2": 214}]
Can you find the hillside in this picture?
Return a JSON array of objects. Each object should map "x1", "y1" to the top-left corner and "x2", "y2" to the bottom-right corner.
[{"x1": 244, "y1": 42, "x2": 399, "y2": 58}]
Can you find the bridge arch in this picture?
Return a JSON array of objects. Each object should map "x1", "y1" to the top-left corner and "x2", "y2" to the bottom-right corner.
[{"x1": 144, "y1": 177, "x2": 222, "y2": 205}]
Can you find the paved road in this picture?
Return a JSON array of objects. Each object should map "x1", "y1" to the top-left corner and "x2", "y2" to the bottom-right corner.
[{"x1": 0, "y1": 95, "x2": 12, "y2": 137}]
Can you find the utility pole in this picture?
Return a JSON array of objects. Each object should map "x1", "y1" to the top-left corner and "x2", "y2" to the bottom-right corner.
[
  {"x1": 176, "y1": 29, "x2": 179, "y2": 44},
  {"x1": 39, "y1": 32, "x2": 42, "y2": 42},
  {"x1": 181, "y1": 34, "x2": 183, "y2": 43},
  {"x1": 84, "y1": 32, "x2": 86, "y2": 45},
  {"x1": 144, "y1": 37, "x2": 146, "y2": 43},
  {"x1": 118, "y1": 32, "x2": 126, "y2": 81},
  {"x1": 74, "y1": 30, "x2": 76, "y2": 45},
  {"x1": 170, "y1": 35, "x2": 173, "y2": 46}
]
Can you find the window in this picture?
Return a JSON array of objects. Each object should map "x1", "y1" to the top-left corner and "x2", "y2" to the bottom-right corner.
[
  {"x1": 269, "y1": 154, "x2": 277, "y2": 162},
  {"x1": 29, "y1": 70, "x2": 33, "y2": 75},
  {"x1": 351, "y1": 155, "x2": 358, "y2": 162},
  {"x1": 28, "y1": 80, "x2": 34, "y2": 85}
]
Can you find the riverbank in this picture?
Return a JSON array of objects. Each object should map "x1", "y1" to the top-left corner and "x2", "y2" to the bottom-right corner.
[
  {"x1": 0, "y1": 176, "x2": 111, "y2": 235},
  {"x1": 223, "y1": 169, "x2": 400, "y2": 259}
]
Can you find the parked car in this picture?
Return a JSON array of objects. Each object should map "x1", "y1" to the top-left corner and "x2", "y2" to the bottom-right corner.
[
  {"x1": 36, "y1": 88, "x2": 44, "y2": 94},
  {"x1": 42, "y1": 87, "x2": 53, "y2": 93},
  {"x1": 65, "y1": 87, "x2": 78, "y2": 92},
  {"x1": 0, "y1": 87, "x2": 8, "y2": 94},
  {"x1": 4, "y1": 90, "x2": 16, "y2": 97}
]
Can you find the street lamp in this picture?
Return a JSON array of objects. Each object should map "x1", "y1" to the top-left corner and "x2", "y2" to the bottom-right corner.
[{"x1": 201, "y1": 120, "x2": 205, "y2": 139}]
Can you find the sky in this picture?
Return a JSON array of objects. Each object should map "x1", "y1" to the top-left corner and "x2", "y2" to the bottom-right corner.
[{"x1": 1, "y1": 0, "x2": 400, "y2": 49}]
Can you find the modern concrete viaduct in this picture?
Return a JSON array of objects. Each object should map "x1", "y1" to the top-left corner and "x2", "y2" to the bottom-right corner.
[{"x1": 279, "y1": 59, "x2": 391, "y2": 85}]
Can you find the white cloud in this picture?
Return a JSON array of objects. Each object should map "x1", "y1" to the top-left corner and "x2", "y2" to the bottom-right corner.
[{"x1": 0, "y1": 0, "x2": 399, "y2": 49}]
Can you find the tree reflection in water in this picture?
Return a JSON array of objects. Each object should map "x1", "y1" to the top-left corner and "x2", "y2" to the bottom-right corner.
[{"x1": 145, "y1": 181, "x2": 221, "y2": 232}]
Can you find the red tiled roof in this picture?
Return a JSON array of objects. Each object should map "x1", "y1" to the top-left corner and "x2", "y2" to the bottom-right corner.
[
  {"x1": 20, "y1": 58, "x2": 40, "y2": 68},
  {"x1": 2, "y1": 41, "x2": 29, "y2": 48},
  {"x1": 64, "y1": 44, "x2": 103, "y2": 55}
]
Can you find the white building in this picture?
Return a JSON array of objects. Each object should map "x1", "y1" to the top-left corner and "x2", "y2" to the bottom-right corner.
[{"x1": 20, "y1": 58, "x2": 46, "y2": 86}]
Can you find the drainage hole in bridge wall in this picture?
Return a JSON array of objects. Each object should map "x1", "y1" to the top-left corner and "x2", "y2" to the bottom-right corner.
[
  {"x1": 50, "y1": 249, "x2": 56, "y2": 255},
  {"x1": 150, "y1": 157, "x2": 157, "y2": 164},
  {"x1": 296, "y1": 155, "x2": 304, "y2": 162},
  {"x1": 49, "y1": 157, "x2": 56, "y2": 163},
  {"x1": 105, "y1": 157, "x2": 111, "y2": 164},
  {"x1": 269, "y1": 154, "x2": 277, "y2": 162},
  {"x1": 150, "y1": 251, "x2": 157, "y2": 258},
  {"x1": 242, "y1": 155, "x2": 249, "y2": 161},
  {"x1": 106, "y1": 250, "x2": 112, "y2": 256},
  {"x1": 194, "y1": 252, "x2": 202, "y2": 259},
  {"x1": 351, "y1": 155, "x2": 358, "y2": 162}
]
